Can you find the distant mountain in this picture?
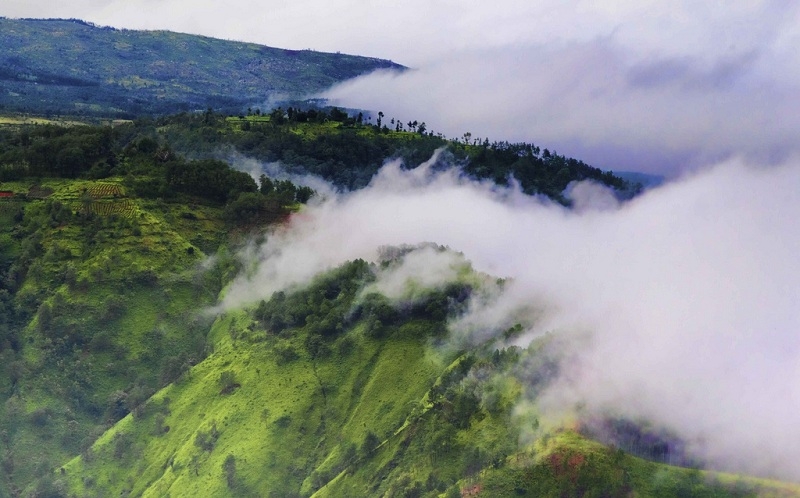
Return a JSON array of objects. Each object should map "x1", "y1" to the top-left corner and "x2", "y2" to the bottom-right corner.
[
  {"x1": 615, "y1": 170, "x2": 665, "y2": 190},
  {"x1": 0, "y1": 18, "x2": 403, "y2": 117}
]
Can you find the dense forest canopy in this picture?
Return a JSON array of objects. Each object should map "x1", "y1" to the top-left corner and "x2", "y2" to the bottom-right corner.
[{"x1": 0, "y1": 106, "x2": 638, "y2": 203}]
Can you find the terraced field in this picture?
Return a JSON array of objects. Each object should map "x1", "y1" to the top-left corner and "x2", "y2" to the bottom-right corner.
[
  {"x1": 87, "y1": 183, "x2": 125, "y2": 198},
  {"x1": 82, "y1": 198, "x2": 137, "y2": 218}
]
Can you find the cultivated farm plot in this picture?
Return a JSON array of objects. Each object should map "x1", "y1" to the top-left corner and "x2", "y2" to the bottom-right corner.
[
  {"x1": 28, "y1": 185, "x2": 54, "y2": 199},
  {"x1": 0, "y1": 115, "x2": 88, "y2": 127},
  {"x1": 74, "y1": 199, "x2": 137, "y2": 218},
  {"x1": 88, "y1": 183, "x2": 124, "y2": 198}
]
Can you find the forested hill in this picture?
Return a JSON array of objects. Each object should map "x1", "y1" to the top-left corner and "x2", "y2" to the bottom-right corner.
[
  {"x1": 0, "y1": 108, "x2": 637, "y2": 204},
  {"x1": 0, "y1": 114, "x2": 797, "y2": 497},
  {"x1": 0, "y1": 18, "x2": 403, "y2": 117}
]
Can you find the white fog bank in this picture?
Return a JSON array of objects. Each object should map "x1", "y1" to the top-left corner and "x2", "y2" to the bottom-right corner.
[{"x1": 222, "y1": 154, "x2": 800, "y2": 481}]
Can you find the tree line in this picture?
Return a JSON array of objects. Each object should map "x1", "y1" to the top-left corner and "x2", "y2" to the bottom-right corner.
[
  {"x1": 0, "y1": 106, "x2": 638, "y2": 211},
  {"x1": 0, "y1": 122, "x2": 315, "y2": 224},
  {"x1": 155, "y1": 107, "x2": 639, "y2": 203}
]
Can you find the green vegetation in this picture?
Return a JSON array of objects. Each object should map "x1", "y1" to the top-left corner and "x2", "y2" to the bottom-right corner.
[
  {"x1": 157, "y1": 107, "x2": 637, "y2": 202},
  {"x1": 0, "y1": 105, "x2": 637, "y2": 206},
  {"x1": 0, "y1": 18, "x2": 402, "y2": 117},
  {"x1": 0, "y1": 118, "x2": 315, "y2": 229},
  {"x1": 0, "y1": 115, "x2": 793, "y2": 497},
  {"x1": 0, "y1": 18, "x2": 787, "y2": 496},
  {"x1": 57, "y1": 256, "x2": 795, "y2": 497},
  {"x1": 0, "y1": 119, "x2": 314, "y2": 495},
  {"x1": 0, "y1": 174, "x2": 232, "y2": 495}
]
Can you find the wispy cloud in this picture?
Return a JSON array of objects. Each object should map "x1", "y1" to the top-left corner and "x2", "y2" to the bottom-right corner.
[
  {"x1": 221, "y1": 151, "x2": 800, "y2": 481},
  {"x1": 323, "y1": 40, "x2": 800, "y2": 174}
]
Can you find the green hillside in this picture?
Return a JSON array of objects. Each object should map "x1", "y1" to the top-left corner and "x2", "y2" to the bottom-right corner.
[
  {"x1": 0, "y1": 116, "x2": 796, "y2": 497},
  {"x1": 0, "y1": 18, "x2": 402, "y2": 118},
  {"x1": 0, "y1": 173, "x2": 235, "y2": 496},
  {"x1": 138, "y1": 109, "x2": 637, "y2": 201},
  {"x1": 0, "y1": 118, "x2": 316, "y2": 496},
  {"x1": 59, "y1": 255, "x2": 800, "y2": 497},
  {"x1": 0, "y1": 107, "x2": 637, "y2": 202}
]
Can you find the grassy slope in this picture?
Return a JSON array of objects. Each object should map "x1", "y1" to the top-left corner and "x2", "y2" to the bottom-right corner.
[
  {"x1": 0, "y1": 124, "x2": 795, "y2": 497},
  {"x1": 0, "y1": 116, "x2": 91, "y2": 126},
  {"x1": 62, "y1": 315, "x2": 446, "y2": 497},
  {"x1": 474, "y1": 430, "x2": 800, "y2": 498}
]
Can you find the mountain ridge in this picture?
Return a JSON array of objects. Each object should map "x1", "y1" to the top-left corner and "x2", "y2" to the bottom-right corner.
[{"x1": 0, "y1": 18, "x2": 403, "y2": 117}]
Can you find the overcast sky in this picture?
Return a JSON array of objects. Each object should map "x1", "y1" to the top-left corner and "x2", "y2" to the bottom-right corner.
[{"x1": 3, "y1": 1, "x2": 800, "y2": 174}]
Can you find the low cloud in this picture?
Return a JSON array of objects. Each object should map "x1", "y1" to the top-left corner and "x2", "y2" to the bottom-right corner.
[
  {"x1": 225, "y1": 151, "x2": 340, "y2": 200},
  {"x1": 6, "y1": 0, "x2": 799, "y2": 480},
  {"x1": 222, "y1": 152, "x2": 800, "y2": 481},
  {"x1": 563, "y1": 180, "x2": 620, "y2": 213},
  {"x1": 363, "y1": 245, "x2": 469, "y2": 302},
  {"x1": 323, "y1": 41, "x2": 800, "y2": 175}
]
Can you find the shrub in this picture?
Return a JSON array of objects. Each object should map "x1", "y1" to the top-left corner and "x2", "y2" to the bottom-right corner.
[
  {"x1": 218, "y1": 370, "x2": 239, "y2": 394},
  {"x1": 360, "y1": 431, "x2": 380, "y2": 456},
  {"x1": 223, "y1": 454, "x2": 236, "y2": 488},
  {"x1": 106, "y1": 390, "x2": 129, "y2": 422},
  {"x1": 194, "y1": 422, "x2": 219, "y2": 452},
  {"x1": 102, "y1": 296, "x2": 126, "y2": 321},
  {"x1": 275, "y1": 343, "x2": 299, "y2": 365},
  {"x1": 153, "y1": 413, "x2": 169, "y2": 436},
  {"x1": 274, "y1": 415, "x2": 291, "y2": 429},
  {"x1": 29, "y1": 407, "x2": 53, "y2": 428},
  {"x1": 304, "y1": 334, "x2": 330, "y2": 359},
  {"x1": 112, "y1": 432, "x2": 133, "y2": 460}
]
